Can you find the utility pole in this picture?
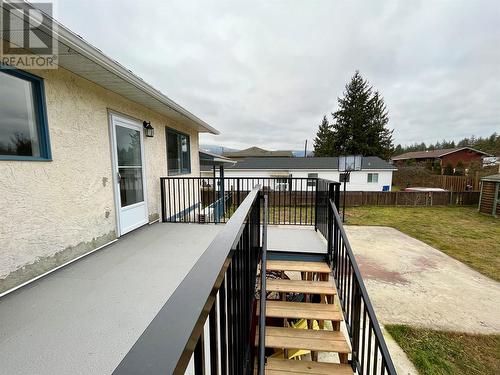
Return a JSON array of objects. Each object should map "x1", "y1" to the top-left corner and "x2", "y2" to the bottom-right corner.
[{"x1": 304, "y1": 140, "x2": 308, "y2": 157}]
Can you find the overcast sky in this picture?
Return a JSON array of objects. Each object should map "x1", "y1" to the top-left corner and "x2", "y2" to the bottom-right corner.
[{"x1": 57, "y1": 0, "x2": 499, "y2": 150}]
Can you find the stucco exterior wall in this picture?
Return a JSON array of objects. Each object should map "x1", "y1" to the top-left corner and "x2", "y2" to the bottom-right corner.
[{"x1": 0, "y1": 67, "x2": 200, "y2": 292}]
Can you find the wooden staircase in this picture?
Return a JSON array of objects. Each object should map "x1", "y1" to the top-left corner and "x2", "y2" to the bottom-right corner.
[{"x1": 257, "y1": 259, "x2": 353, "y2": 374}]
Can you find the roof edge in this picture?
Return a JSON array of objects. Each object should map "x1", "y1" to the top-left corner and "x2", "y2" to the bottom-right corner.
[
  {"x1": 392, "y1": 147, "x2": 492, "y2": 160},
  {"x1": 6, "y1": 3, "x2": 220, "y2": 135}
]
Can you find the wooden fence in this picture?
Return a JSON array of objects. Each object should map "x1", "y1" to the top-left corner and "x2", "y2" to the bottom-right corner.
[
  {"x1": 432, "y1": 175, "x2": 479, "y2": 191},
  {"x1": 340, "y1": 191, "x2": 480, "y2": 207},
  {"x1": 393, "y1": 171, "x2": 480, "y2": 191}
]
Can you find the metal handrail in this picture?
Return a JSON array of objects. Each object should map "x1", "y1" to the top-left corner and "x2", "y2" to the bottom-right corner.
[
  {"x1": 258, "y1": 195, "x2": 268, "y2": 375},
  {"x1": 329, "y1": 198, "x2": 397, "y2": 375},
  {"x1": 160, "y1": 176, "x2": 320, "y2": 225},
  {"x1": 113, "y1": 186, "x2": 262, "y2": 375}
]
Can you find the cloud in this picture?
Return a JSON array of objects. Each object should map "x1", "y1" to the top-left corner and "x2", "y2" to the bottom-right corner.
[{"x1": 57, "y1": 0, "x2": 500, "y2": 149}]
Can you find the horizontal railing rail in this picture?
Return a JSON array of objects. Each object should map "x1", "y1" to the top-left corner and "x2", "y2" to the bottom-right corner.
[
  {"x1": 160, "y1": 177, "x2": 323, "y2": 226},
  {"x1": 113, "y1": 186, "x2": 263, "y2": 375},
  {"x1": 328, "y1": 198, "x2": 397, "y2": 375}
]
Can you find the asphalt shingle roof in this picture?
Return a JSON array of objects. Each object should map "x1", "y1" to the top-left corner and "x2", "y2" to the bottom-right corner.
[
  {"x1": 222, "y1": 156, "x2": 395, "y2": 170},
  {"x1": 481, "y1": 174, "x2": 500, "y2": 182},
  {"x1": 391, "y1": 147, "x2": 491, "y2": 160}
]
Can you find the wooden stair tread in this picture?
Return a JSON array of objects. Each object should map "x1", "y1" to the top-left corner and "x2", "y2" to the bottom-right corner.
[
  {"x1": 265, "y1": 358, "x2": 353, "y2": 375},
  {"x1": 265, "y1": 279, "x2": 337, "y2": 295},
  {"x1": 267, "y1": 260, "x2": 331, "y2": 274},
  {"x1": 258, "y1": 300, "x2": 343, "y2": 321},
  {"x1": 257, "y1": 326, "x2": 351, "y2": 353}
]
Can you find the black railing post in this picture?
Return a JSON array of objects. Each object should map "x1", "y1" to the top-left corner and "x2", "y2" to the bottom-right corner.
[
  {"x1": 314, "y1": 178, "x2": 319, "y2": 231},
  {"x1": 327, "y1": 183, "x2": 335, "y2": 265},
  {"x1": 351, "y1": 280, "x2": 362, "y2": 372},
  {"x1": 160, "y1": 178, "x2": 166, "y2": 222},
  {"x1": 237, "y1": 178, "x2": 241, "y2": 206},
  {"x1": 213, "y1": 168, "x2": 217, "y2": 223},
  {"x1": 258, "y1": 195, "x2": 268, "y2": 375},
  {"x1": 334, "y1": 182, "x2": 341, "y2": 211}
]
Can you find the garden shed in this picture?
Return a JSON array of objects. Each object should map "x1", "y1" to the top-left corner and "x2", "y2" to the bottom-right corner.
[{"x1": 478, "y1": 174, "x2": 500, "y2": 217}]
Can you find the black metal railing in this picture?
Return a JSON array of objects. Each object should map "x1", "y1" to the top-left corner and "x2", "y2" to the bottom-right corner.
[
  {"x1": 113, "y1": 186, "x2": 263, "y2": 375},
  {"x1": 160, "y1": 177, "x2": 321, "y2": 225},
  {"x1": 257, "y1": 195, "x2": 268, "y2": 375},
  {"x1": 315, "y1": 179, "x2": 340, "y2": 244},
  {"x1": 328, "y1": 198, "x2": 397, "y2": 375}
]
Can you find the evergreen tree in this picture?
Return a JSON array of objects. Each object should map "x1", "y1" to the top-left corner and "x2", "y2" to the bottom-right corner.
[
  {"x1": 330, "y1": 71, "x2": 394, "y2": 159},
  {"x1": 313, "y1": 116, "x2": 333, "y2": 157},
  {"x1": 443, "y1": 163, "x2": 454, "y2": 175},
  {"x1": 394, "y1": 132, "x2": 500, "y2": 156}
]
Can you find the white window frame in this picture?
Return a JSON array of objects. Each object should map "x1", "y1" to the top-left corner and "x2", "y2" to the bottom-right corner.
[{"x1": 367, "y1": 173, "x2": 379, "y2": 183}]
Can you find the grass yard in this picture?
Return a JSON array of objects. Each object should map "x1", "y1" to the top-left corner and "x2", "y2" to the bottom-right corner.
[
  {"x1": 345, "y1": 206, "x2": 500, "y2": 281},
  {"x1": 386, "y1": 325, "x2": 500, "y2": 375}
]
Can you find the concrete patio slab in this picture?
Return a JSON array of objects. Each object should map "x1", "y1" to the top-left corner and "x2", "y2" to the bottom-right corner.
[
  {"x1": 0, "y1": 223, "x2": 222, "y2": 375},
  {"x1": 345, "y1": 225, "x2": 500, "y2": 334}
]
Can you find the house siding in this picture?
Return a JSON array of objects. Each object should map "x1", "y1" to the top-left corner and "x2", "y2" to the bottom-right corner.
[
  {"x1": 0, "y1": 67, "x2": 200, "y2": 291},
  {"x1": 205, "y1": 169, "x2": 393, "y2": 192},
  {"x1": 440, "y1": 149, "x2": 484, "y2": 169},
  {"x1": 393, "y1": 149, "x2": 485, "y2": 170}
]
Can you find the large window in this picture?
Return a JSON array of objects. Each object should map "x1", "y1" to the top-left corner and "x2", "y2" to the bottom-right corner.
[
  {"x1": 367, "y1": 173, "x2": 379, "y2": 183},
  {"x1": 339, "y1": 173, "x2": 350, "y2": 183},
  {"x1": 166, "y1": 128, "x2": 191, "y2": 175},
  {"x1": 0, "y1": 68, "x2": 51, "y2": 160}
]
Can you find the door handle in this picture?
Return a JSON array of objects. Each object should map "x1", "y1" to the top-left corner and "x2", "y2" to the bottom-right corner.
[{"x1": 117, "y1": 172, "x2": 121, "y2": 183}]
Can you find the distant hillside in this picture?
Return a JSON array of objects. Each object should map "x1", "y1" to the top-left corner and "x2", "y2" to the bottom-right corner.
[
  {"x1": 199, "y1": 144, "x2": 238, "y2": 155},
  {"x1": 201, "y1": 144, "x2": 314, "y2": 157}
]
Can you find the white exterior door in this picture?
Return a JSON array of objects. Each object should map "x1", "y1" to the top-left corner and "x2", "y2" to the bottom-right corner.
[{"x1": 110, "y1": 114, "x2": 148, "y2": 235}]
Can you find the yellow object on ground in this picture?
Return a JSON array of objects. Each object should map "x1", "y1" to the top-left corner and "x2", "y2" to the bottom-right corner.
[{"x1": 270, "y1": 319, "x2": 320, "y2": 360}]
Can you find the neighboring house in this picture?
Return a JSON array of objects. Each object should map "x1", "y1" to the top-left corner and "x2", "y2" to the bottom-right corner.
[
  {"x1": 0, "y1": 13, "x2": 218, "y2": 293},
  {"x1": 391, "y1": 147, "x2": 491, "y2": 172},
  {"x1": 201, "y1": 156, "x2": 396, "y2": 191},
  {"x1": 222, "y1": 146, "x2": 293, "y2": 159},
  {"x1": 478, "y1": 174, "x2": 500, "y2": 217}
]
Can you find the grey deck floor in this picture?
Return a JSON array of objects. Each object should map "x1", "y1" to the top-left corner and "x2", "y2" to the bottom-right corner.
[
  {"x1": 268, "y1": 225, "x2": 327, "y2": 253},
  {"x1": 0, "y1": 223, "x2": 222, "y2": 375},
  {"x1": 0, "y1": 224, "x2": 325, "y2": 375}
]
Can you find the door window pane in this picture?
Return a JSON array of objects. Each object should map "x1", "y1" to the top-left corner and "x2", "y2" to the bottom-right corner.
[
  {"x1": 116, "y1": 126, "x2": 142, "y2": 166},
  {"x1": 119, "y1": 167, "x2": 144, "y2": 207},
  {"x1": 0, "y1": 71, "x2": 42, "y2": 157}
]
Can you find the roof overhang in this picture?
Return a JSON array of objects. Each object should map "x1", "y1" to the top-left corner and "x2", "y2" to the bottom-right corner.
[
  {"x1": 199, "y1": 151, "x2": 236, "y2": 166},
  {"x1": 1, "y1": 2, "x2": 219, "y2": 135}
]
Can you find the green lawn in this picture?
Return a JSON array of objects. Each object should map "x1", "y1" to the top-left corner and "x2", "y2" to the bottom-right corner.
[
  {"x1": 386, "y1": 325, "x2": 500, "y2": 375},
  {"x1": 345, "y1": 206, "x2": 500, "y2": 281}
]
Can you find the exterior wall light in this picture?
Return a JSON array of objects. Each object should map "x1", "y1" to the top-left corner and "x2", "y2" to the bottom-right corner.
[{"x1": 143, "y1": 121, "x2": 154, "y2": 137}]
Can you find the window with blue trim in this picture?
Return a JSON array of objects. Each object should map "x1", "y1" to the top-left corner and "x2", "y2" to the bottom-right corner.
[
  {"x1": 166, "y1": 128, "x2": 191, "y2": 175},
  {"x1": 0, "y1": 68, "x2": 51, "y2": 160}
]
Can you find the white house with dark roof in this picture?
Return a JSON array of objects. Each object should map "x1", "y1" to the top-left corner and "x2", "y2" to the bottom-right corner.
[{"x1": 201, "y1": 156, "x2": 397, "y2": 191}]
